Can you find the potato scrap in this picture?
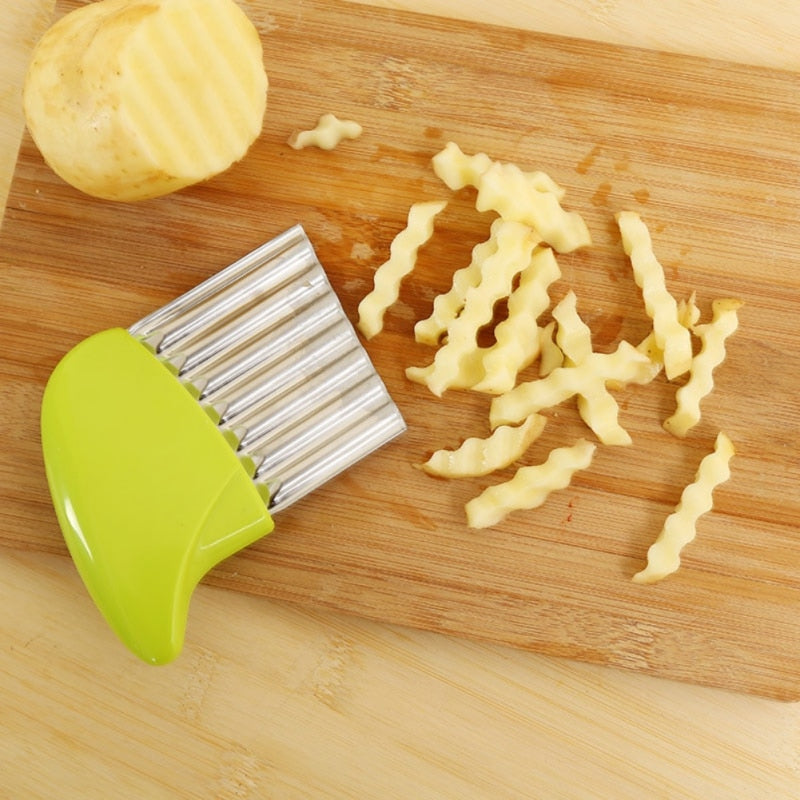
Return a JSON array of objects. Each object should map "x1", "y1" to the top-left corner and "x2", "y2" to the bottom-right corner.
[
  {"x1": 406, "y1": 220, "x2": 540, "y2": 396},
  {"x1": 357, "y1": 199, "x2": 448, "y2": 339},
  {"x1": 633, "y1": 432, "x2": 735, "y2": 583},
  {"x1": 465, "y1": 439, "x2": 597, "y2": 529},
  {"x1": 431, "y1": 141, "x2": 494, "y2": 191},
  {"x1": 663, "y1": 298, "x2": 743, "y2": 438},
  {"x1": 288, "y1": 113, "x2": 363, "y2": 150},
  {"x1": 616, "y1": 211, "x2": 693, "y2": 380},
  {"x1": 420, "y1": 414, "x2": 547, "y2": 478}
]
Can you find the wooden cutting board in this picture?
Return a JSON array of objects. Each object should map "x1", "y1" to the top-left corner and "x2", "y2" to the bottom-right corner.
[{"x1": 2, "y1": 0, "x2": 799, "y2": 700}]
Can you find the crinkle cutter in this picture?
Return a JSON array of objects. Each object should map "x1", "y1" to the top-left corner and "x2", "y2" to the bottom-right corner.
[{"x1": 41, "y1": 226, "x2": 405, "y2": 664}]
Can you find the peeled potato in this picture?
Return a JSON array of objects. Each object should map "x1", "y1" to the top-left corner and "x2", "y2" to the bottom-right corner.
[{"x1": 23, "y1": 0, "x2": 268, "y2": 201}]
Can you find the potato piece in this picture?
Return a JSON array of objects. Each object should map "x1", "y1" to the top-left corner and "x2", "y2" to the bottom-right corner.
[
  {"x1": 475, "y1": 161, "x2": 591, "y2": 253},
  {"x1": 551, "y1": 290, "x2": 593, "y2": 366},
  {"x1": 406, "y1": 220, "x2": 540, "y2": 397},
  {"x1": 633, "y1": 432, "x2": 735, "y2": 583},
  {"x1": 615, "y1": 212, "x2": 693, "y2": 379},
  {"x1": 23, "y1": 0, "x2": 268, "y2": 201},
  {"x1": 489, "y1": 341, "x2": 653, "y2": 433},
  {"x1": 663, "y1": 298, "x2": 743, "y2": 438},
  {"x1": 471, "y1": 246, "x2": 561, "y2": 395},
  {"x1": 414, "y1": 220, "x2": 501, "y2": 347},
  {"x1": 537, "y1": 321, "x2": 564, "y2": 377},
  {"x1": 357, "y1": 200, "x2": 448, "y2": 340},
  {"x1": 420, "y1": 414, "x2": 546, "y2": 478},
  {"x1": 549, "y1": 290, "x2": 649, "y2": 446},
  {"x1": 405, "y1": 237, "x2": 559, "y2": 398},
  {"x1": 410, "y1": 239, "x2": 557, "y2": 392},
  {"x1": 465, "y1": 439, "x2": 596, "y2": 529},
  {"x1": 431, "y1": 141, "x2": 565, "y2": 198},
  {"x1": 431, "y1": 141, "x2": 494, "y2": 192},
  {"x1": 288, "y1": 113, "x2": 363, "y2": 150}
]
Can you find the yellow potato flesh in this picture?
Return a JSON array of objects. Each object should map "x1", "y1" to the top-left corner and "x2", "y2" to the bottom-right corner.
[{"x1": 23, "y1": 0, "x2": 268, "y2": 201}]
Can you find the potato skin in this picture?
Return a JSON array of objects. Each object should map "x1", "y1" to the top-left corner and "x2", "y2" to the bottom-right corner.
[{"x1": 23, "y1": 0, "x2": 268, "y2": 201}]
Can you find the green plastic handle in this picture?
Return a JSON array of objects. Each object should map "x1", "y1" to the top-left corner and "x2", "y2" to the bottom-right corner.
[{"x1": 40, "y1": 328, "x2": 274, "y2": 664}]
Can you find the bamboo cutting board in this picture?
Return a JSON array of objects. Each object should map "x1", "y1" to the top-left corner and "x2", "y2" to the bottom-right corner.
[{"x1": 2, "y1": 0, "x2": 799, "y2": 700}]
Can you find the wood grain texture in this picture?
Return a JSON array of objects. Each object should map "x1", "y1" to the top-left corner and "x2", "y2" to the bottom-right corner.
[
  {"x1": 2, "y1": 0, "x2": 799, "y2": 699},
  {"x1": 0, "y1": 0, "x2": 54, "y2": 213},
  {"x1": 354, "y1": 0, "x2": 800, "y2": 71},
  {"x1": 5, "y1": 548, "x2": 800, "y2": 799}
]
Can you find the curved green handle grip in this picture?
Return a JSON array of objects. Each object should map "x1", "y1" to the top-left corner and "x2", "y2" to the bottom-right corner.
[{"x1": 41, "y1": 328, "x2": 274, "y2": 664}]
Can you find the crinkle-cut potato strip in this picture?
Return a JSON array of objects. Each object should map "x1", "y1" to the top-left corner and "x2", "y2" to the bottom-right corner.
[
  {"x1": 414, "y1": 224, "x2": 561, "y2": 388},
  {"x1": 489, "y1": 341, "x2": 653, "y2": 435},
  {"x1": 631, "y1": 296, "x2": 698, "y2": 379},
  {"x1": 633, "y1": 432, "x2": 735, "y2": 584},
  {"x1": 431, "y1": 141, "x2": 565, "y2": 199},
  {"x1": 414, "y1": 219, "x2": 501, "y2": 347},
  {"x1": 664, "y1": 298, "x2": 743, "y2": 438},
  {"x1": 551, "y1": 290, "x2": 593, "y2": 366},
  {"x1": 576, "y1": 387, "x2": 634, "y2": 447},
  {"x1": 409, "y1": 247, "x2": 559, "y2": 394},
  {"x1": 472, "y1": 246, "x2": 562, "y2": 395},
  {"x1": 549, "y1": 290, "x2": 655, "y2": 445},
  {"x1": 476, "y1": 161, "x2": 591, "y2": 253},
  {"x1": 408, "y1": 349, "x2": 489, "y2": 393},
  {"x1": 538, "y1": 321, "x2": 564, "y2": 377},
  {"x1": 288, "y1": 113, "x2": 362, "y2": 150},
  {"x1": 356, "y1": 199, "x2": 448, "y2": 340},
  {"x1": 420, "y1": 414, "x2": 547, "y2": 478},
  {"x1": 616, "y1": 211, "x2": 693, "y2": 380},
  {"x1": 405, "y1": 220, "x2": 540, "y2": 397},
  {"x1": 465, "y1": 439, "x2": 597, "y2": 529}
]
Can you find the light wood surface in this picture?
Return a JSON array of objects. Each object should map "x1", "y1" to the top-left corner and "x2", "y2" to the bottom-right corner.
[{"x1": 2, "y1": 1, "x2": 800, "y2": 797}]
